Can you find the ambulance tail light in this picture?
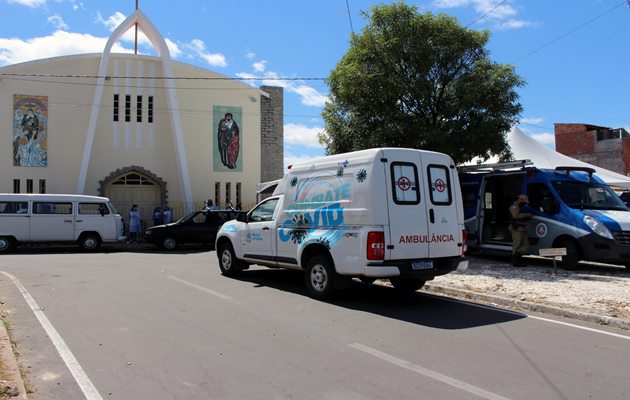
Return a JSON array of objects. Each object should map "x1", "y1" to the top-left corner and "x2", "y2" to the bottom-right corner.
[
  {"x1": 462, "y1": 230, "x2": 468, "y2": 255},
  {"x1": 367, "y1": 231, "x2": 385, "y2": 260}
]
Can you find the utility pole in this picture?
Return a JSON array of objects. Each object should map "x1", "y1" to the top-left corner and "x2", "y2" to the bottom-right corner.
[{"x1": 134, "y1": 0, "x2": 139, "y2": 54}]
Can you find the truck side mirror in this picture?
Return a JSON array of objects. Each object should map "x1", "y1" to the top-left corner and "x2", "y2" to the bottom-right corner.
[{"x1": 236, "y1": 213, "x2": 247, "y2": 223}]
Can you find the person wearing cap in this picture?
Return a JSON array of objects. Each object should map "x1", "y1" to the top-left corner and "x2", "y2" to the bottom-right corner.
[{"x1": 509, "y1": 194, "x2": 533, "y2": 266}]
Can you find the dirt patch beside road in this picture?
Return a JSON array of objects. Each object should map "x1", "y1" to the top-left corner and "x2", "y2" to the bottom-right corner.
[{"x1": 424, "y1": 255, "x2": 630, "y2": 328}]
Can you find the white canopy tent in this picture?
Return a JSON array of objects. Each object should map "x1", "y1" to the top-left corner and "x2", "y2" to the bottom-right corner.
[{"x1": 498, "y1": 127, "x2": 630, "y2": 189}]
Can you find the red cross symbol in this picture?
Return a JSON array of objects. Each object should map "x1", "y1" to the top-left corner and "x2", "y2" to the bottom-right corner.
[
  {"x1": 434, "y1": 179, "x2": 446, "y2": 192},
  {"x1": 397, "y1": 176, "x2": 411, "y2": 191}
]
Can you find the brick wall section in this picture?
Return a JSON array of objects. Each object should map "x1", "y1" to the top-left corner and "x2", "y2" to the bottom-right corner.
[
  {"x1": 555, "y1": 123, "x2": 630, "y2": 176},
  {"x1": 554, "y1": 123, "x2": 596, "y2": 155},
  {"x1": 260, "y1": 85, "x2": 284, "y2": 183},
  {"x1": 624, "y1": 138, "x2": 630, "y2": 175}
]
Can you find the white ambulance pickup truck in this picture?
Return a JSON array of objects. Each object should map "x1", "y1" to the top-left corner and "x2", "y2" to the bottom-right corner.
[{"x1": 215, "y1": 148, "x2": 468, "y2": 299}]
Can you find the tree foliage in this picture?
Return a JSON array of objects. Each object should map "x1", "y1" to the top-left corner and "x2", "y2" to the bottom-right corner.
[{"x1": 319, "y1": 2, "x2": 525, "y2": 164}]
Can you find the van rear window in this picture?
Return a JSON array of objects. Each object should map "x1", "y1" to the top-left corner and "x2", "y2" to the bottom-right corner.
[
  {"x1": 0, "y1": 201, "x2": 28, "y2": 214},
  {"x1": 79, "y1": 203, "x2": 110, "y2": 215},
  {"x1": 33, "y1": 202, "x2": 72, "y2": 214},
  {"x1": 427, "y1": 165, "x2": 452, "y2": 205},
  {"x1": 391, "y1": 162, "x2": 420, "y2": 205}
]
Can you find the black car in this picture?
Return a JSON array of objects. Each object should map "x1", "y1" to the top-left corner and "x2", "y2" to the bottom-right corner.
[{"x1": 144, "y1": 210, "x2": 241, "y2": 250}]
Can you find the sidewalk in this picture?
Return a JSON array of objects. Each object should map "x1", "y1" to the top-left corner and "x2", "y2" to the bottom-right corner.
[{"x1": 423, "y1": 255, "x2": 630, "y2": 330}]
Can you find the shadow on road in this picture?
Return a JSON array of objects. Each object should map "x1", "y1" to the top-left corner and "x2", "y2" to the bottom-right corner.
[{"x1": 232, "y1": 268, "x2": 526, "y2": 330}]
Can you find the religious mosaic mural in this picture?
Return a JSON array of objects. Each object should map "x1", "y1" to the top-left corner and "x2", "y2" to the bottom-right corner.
[
  {"x1": 13, "y1": 94, "x2": 48, "y2": 167},
  {"x1": 213, "y1": 105, "x2": 242, "y2": 172}
]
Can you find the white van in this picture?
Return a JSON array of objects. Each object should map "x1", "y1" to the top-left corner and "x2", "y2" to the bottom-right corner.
[
  {"x1": 0, "y1": 193, "x2": 126, "y2": 252},
  {"x1": 215, "y1": 148, "x2": 468, "y2": 299}
]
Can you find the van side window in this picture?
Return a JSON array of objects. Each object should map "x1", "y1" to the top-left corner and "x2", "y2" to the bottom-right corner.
[
  {"x1": 527, "y1": 183, "x2": 557, "y2": 213},
  {"x1": 79, "y1": 203, "x2": 110, "y2": 215},
  {"x1": 0, "y1": 202, "x2": 28, "y2": 214},
  {"x1": 427, "y1": 165, "x2": 452, "y2": 205},
  {"x1": 390, "y1": 162, "x2": 420, "y2": 205},
  {"x1": 33, "y1": 202, "x2": 72, "y2": 214}
]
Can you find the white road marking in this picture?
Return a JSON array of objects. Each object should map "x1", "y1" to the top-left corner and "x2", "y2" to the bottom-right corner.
[
  {"x1": 349, "y1": 343, "x2": 512, "y2": 400},
  {"x1": 0, "y1": 271, "x2": 104, "y2": 400},
  {"x1": 527, "y1": 315, "x2": 630, "y2": 341},
  {"x1": 428, "y1": 292, "x2": 630, "y2": 340},
  {"x1": 166, "y1": 275, "x2": 232, "y2": 300}
]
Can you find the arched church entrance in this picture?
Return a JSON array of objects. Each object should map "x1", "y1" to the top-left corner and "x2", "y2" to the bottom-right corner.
[{"x1": 99, "y1": 166, "x2": 167, "y2": 234}]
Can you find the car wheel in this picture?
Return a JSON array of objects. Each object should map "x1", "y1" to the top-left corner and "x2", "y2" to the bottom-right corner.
[
  {"x1": 161, "y1": 237, "x2": 177, "y2": 250},
  {"x1": 80, "y1": 234, "x2": 101, "y2": 251},
  {"x1": 218, "y1": 242, "x2": 242, "y2": 277},
  {"x1": 559, "y1": 239, "x2": 580, "y2": 271},
  {"x1": 305, "y1": 255, "x2": 335, "y2": 300},
  {"x1": 389, "y1": 277, "x2": 425, "y2": 292},
  {"x1": 0, "y1": 237, "x2": 14, "y2": 253}
]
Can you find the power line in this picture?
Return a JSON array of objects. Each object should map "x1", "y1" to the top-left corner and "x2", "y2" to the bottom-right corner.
[
  {"x1": 512, "y1": 0, "x2": 627, "y2": 63},
  {"x1": 466, "y1": 0, "x2": 507, "y2": 28},
  {"x1": 346, "y1": 0, "x2": 355, "y2": 35},
  {"x1": 0, "y1": 72, "x2": 325, "y2": 81}
]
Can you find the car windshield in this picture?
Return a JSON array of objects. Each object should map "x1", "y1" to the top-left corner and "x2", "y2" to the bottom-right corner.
[{"x1": 552, "y1": 180, "x2": 627, "y2": 210}]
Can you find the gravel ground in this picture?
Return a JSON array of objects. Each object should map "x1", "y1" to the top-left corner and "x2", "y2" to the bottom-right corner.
[{"x1": 426, "y1": 254, "x2": 630, "y2": 322}]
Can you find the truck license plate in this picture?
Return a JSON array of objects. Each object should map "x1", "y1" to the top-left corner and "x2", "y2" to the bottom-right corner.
[{"x1": 412, "y1": 260, "x2": 433, "y2": 270}]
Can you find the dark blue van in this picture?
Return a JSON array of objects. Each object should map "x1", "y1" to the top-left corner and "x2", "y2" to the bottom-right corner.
[{"x1": 459, "y1": 160, "x2": 630, "y2": 269}]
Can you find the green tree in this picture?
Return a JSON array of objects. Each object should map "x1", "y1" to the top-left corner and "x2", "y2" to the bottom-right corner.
[{"x1": 320, "y1": 2, "x2": 524, "y2": 164}]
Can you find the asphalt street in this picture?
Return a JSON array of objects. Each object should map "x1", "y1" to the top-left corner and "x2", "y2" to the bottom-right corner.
[{"x1": 0, "y1": 248, "x2": 629, "y2": 400}]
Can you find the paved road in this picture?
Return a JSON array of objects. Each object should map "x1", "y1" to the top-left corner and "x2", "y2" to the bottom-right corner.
[{"x1": 1, "y1": 248, "x2": 629, "y2": 400}]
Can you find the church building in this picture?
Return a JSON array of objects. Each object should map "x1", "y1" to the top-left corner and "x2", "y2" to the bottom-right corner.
[{"x1": 0, "y1": 8, "x2": 284, "y2": 225}]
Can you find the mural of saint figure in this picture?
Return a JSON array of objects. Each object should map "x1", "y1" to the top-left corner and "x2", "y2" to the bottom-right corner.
[{"x1": 217, "y1": 112, "x2": 240, "y2": 169}]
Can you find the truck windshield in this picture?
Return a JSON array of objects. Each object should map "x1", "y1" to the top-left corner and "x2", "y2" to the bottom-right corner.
[{"x1": 552, "y1": 180, "x2": 627, "y2": 210}]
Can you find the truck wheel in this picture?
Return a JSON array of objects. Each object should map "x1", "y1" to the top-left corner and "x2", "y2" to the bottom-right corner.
[
  {"x1": 79, "y1": 234, "x2": 101, "y2": 251},
  {"x1": 161, "y1": 237, "x2": 177, "y2": 250},
  {"x1": 218, "y1": 242, "x2": 242, "y2": 277},
  {"x1": 0, "y1": 237, "x2": 14, "y2": 253},
  {"x1": 305, "y1": 255, "x2": 335, "y2": 300},
  {"x1": 559, "y1": 239, "x2": 580, "y2": 271},
  {"x1": 389, "y1": 277, "x2": 425, "y2": 292}
]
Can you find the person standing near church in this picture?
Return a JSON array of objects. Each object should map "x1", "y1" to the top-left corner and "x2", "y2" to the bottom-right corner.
[
  {"x1": 128, "y1": 204, "x2": 141, "y2": 243},
  {"x1": 509, "y1": 194, "x2": 533, "y2": 266}
]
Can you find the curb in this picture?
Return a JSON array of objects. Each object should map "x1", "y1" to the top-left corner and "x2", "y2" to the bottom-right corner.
[
  {"x1": 423, "y1": 283, "x2": 630, "y2": 331},
  {"x1": 0, "y1": 317, "x2": 28, "y2": 399}
]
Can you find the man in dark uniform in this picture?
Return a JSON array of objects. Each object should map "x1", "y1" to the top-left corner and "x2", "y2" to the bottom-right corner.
[{"x1": 509, "y1": 194, "x2": 533, "y2": 266}]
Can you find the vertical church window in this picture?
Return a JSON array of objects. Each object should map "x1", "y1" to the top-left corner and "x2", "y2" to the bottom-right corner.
[
  {"x1": 26, "y1": 179, "x2": 33, "y2": 193},
  {"x1": 236, "y1": 183, "x2": 241, "y2": 209},
  {"x1": 148, "y1": 96, "x2": 154, "y2": 123},
  {"x1": 225, "y1": 182, "x2": 231, "y2": 207},
  {"x1": 113, "y1": 94, "x2": 119, "y2": 122},
  {"x1": 137, "y1": 95, "x2": 142, "y2": 123},
  {"x1": 125, "y1": 95, "x2": 131, "y2": 122},
  {"x1": 13, "y1": 179, "x2": 20, "y2": 194},
  {"x1": 214, "y1": 182, "x2": 220, "y2": 208},
  {"x1": 39, "y1": 179, "x2": 46, "y2": 194}
]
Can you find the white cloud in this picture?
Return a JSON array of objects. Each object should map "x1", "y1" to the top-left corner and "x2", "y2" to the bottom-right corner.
[
  {"x1": 0, "y1": 31, "x2": 130, "y2": 66},
  {"x1": 7, "y1": 0, "x2": 45, "y2": 7},
  {"x1": 185, "y1": 39, "x2": 227, "y2": 67},
  {"x1": 496, "y1": 19, "x2": 536, "y2": 31},
  {"x1": 521, "y1": 117, "x2": 544, "y2": 125},
  {"x1": 237, "y1": 70, "x2": 328, "y2": 107},
  {"x1": 164, "y1": 38, "x2": 181, "y2": 58},
  {"x1": 285, "y1": 123, "x2": 325, "y2": 148},
  {"x1": 48, "y1": 15, "x2": 69, "y2": 31},
  {"x1": 253, "y1": 60, "x2": 266, "y2": 72},
  {"x1": 245, "y1": 51, "x2": 256, "y2": 60},
  {"x1": 434, "y1": 0, "x2": 534, "y2": 30}
]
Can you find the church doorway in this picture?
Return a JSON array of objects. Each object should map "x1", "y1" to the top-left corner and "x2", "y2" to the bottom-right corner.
[{"x1": 101, "y1": 167, "x2": 167, "y2": 234}]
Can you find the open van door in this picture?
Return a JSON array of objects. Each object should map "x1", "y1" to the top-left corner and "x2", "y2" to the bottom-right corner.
[
  {"x1": 419, "y1": 152, "x2": 461, "y2": 258},
  {"x1": 383, "y1": 149, "x2": 430, "y2": 260}
]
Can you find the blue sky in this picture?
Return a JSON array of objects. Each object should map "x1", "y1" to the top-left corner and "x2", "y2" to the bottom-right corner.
[{"x1": 1, "y1": 0, "x2": 629, "y2": 169}]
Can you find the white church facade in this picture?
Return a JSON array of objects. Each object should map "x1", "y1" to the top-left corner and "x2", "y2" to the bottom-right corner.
[{"x1": 0, "y1": 9, "x2": 284, "y2": 225}]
